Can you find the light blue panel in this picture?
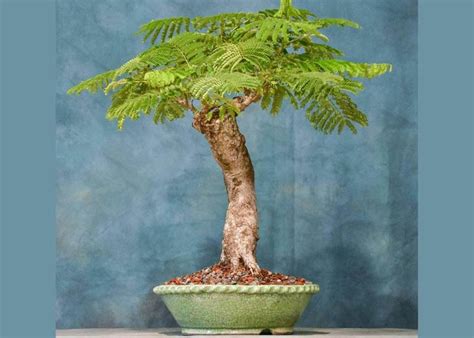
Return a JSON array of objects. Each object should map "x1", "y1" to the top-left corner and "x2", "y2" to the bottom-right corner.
[
  {"x1": 418, "y1": 0, "x2": 473, "y2": 337},
  {"x1": 56, "y1": 0, "x2": 417, "y2": 329},
  {"x1": 1, "y1": 1, "x2": 56, "y2": 337}
]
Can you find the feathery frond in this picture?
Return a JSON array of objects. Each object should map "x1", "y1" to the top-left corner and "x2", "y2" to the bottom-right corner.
[
  {"x1": 106, "y1": 92, "x2": 158, "y2": 129},
  {"x1": 144, "y1": 69, "x2": 181, "y2": 87},
  {"x1": 138, "y1": 17, "x2": 191, "y2": 44},
  {"x1": 314, "y1": 18, "x2": 360, "y2": 29},
  {"x1": 281, "y1": 55, "x2": 391, "y2": 79},
  {"x1": 236, "y1": 17, "x2": 329, "y2": 43},
  {"x1": 114, "y1": 57, "x2": 151, "y2": 78},
  {"x1": 305, "y1": 44, "x2": 344, "y2": 59},
  {"x1": 270, "y1": 85, "x2": 286, "y2": 115},
  {"x1": 139, "y1": 32, "x2": 218, "y2": 69},
  {"x1": 212, "y1": 39, "x2": 273, "y2": 71},
  {"x1": 190, "y1": 72, "x2": 261, "y2": 100},
  {"x1": 67, "y1": 70, "x2": 116, "y2": 95},
  {"x1": 153, "y1": 100, "x2": 186, "y2": 124},
  {"x1": 306, "y1": 90, "x2": 367, "y2": 134},
  {"x1": 193, "y1": 12, "x2": 263, "y2": 36},
  {"x1": 167, "y1": 32, "x2": 218, "y2": 66},
  {"x1": 315, "y1": 60, "x2": 392, "y2": 79}
]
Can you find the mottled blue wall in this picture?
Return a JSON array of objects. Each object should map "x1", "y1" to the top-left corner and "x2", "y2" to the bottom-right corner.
[{"x1": 56, "y1": 0, "x2": 417, "y2": 329}]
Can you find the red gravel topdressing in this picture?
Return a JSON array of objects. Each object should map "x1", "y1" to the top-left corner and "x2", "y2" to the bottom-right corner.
[{"x1": 165, "y1": 263, "x2": 310, "y2": 285}]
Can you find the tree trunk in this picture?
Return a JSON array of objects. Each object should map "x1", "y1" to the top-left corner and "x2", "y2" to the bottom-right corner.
[{"x1": 193, "y1": 106, "x2": 260, "y2": 274}]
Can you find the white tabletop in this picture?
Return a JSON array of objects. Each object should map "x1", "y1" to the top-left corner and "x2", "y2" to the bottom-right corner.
[{"x1": 56, "y1": 328, "x2": 418, "y2": 338}]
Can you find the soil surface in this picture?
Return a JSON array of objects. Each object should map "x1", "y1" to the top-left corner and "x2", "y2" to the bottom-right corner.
[{"x1": 165, "y1": 263, "x2": 310, "y2": 285}]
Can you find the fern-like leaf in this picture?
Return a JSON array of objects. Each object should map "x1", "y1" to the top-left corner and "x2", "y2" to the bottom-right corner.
[
  {"x1": 67, "y1": 70, "x2": 116, "y2": 95},
  {"x1": 315, "y1": 18, "x2": 360, "y2": 29},
  {"x1": 153, "y1": 100, "x2": 186, "y2": 124},
  {"x1": 282, "y1": 56, "x2": 391, "y2": 79},
  {"x1": 138, "y1": 44, "x2": 176, "y2": 67},
  {"x1": 304, "y1": 44, "x2": 344, "y2": 59},
  {"x1": 190, "y1": 73, "x2": 261, "y2": 100},
  {"x1": 138, "y1": 17, "x2": 191, "y2": 44},
  {"x1": 114, "y1": 57, "x2": 151, "y2": 79},
  {"x1": 104, "y1": 79, "x2": 129, "y2": 95},
  {"x1": 106, "y1": 92, "x2": 158, "y2": 129},
  {"x1": 192, "y1": 12, "x2": 263, "y2": 35},
  {"x1": 212, "y1": 39, "x2": 273, "y2": 71},
  {"x1": 281, "y1": 71, "x2": 344, "y2": 93},
  {"x1": 236, "y1": 18, "x2": 329, "y2": 43},
  {"x1": 270, "y1": 85, "x2": 286, "y2": 115},
  {"x1": 306, "y1": 90, "x2": 368, "y2": 134},
  {"x1": 145, "y1": 32, "x2": 217, "y2": 68},
  {"x1": 167, "y1": 32, "x2": 218, "y2": 66},
  {"x1": 315, "y1": 60, "x2": 392, "y2": 78},
  {"x1": 144, "y1": 70, "x2": 177, "y2": 87}
]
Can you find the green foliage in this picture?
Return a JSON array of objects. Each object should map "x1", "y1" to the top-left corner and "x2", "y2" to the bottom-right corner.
[
  {"x1": 153, "y1": 100, "x2": 186, "y2": 124},
  {"x1": 144, "y1": 69, "x2": 185, "y2": 87},
  {"x1": 270, "y1": 86, "x2": 286, "y2": 115},
  {"x1": 305, "y1": 90, "x2": 368, "y2": 134},
  {"x1": 305, "y1": 44, "x2": 344, "y2": 59},
  {"x1": 190, "y1": 73, "x2": 261, "y2": 101},
  {"x1": 281, "y1": 55, "x2": 391, "y2": 79},
  {"x1": 315, "y1": 60, "x2": 392, "y2": 79},
  {"x1": 165, "y1": 32, "x2": 218, "y2": 66},
  {"x1": 138, "y1": 17, "x2": 191, "y2": 44},
  {"x1": 192, "y1": 12, "x2": 263, "y2": 36},
  {"x1": 211, "y1": 39, "x2": 274, "y2": 71},
  {"x1": 314, "y1": 18, "x2": 360, "y2": 29},
  {"x1": 68, "y1": 0, "x2": 392, "y2": 133},
  {"x1": 106, "y1": 92, "x2": 158, "y2": 129},
  {"x1": 67, "y1": 70, "x2": 116, "y2": 95},
  {"x1": 235, "y1": 17, "x2": 330, "y2": 43}
]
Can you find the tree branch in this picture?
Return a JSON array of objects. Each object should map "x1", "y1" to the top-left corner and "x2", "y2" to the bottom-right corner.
[
  {"x1": 233, "y1": 91, "x2": 262, "y2": 111},
  {"x1": 192, "y1": 91, "x2": 261, "y2": 132},
  {"x1": 176, "y1": 97, "x2": 198, "y2": 114}
]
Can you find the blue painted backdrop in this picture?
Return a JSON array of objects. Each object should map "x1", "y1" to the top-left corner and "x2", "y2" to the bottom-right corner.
[{"x1": 56, "y1": 0, "x2": 417, "y2": 329}]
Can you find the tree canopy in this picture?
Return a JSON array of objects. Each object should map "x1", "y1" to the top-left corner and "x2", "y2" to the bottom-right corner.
[{"x1": 68, "y1": 0, "x2": 392, "y2": 134}]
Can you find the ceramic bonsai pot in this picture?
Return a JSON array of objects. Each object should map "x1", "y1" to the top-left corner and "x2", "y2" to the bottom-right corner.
[{"x1": 153, "y1": 284, "x2": 319, "y2": 335}]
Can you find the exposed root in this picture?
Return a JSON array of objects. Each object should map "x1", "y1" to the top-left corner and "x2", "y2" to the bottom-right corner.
[
  {"x1": 220, "y1": 252, "x2": 261, "y2": 276},
  {"x1": 241, "y1": 253, "x2": 260, "y2": 275}
]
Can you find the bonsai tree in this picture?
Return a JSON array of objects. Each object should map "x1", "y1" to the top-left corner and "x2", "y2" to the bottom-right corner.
[{"x1": 68, "y1": 0, "x2": 391, "y2": 276}]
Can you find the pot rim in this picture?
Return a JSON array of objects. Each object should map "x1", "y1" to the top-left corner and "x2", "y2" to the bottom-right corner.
[{"x1": 153, "y1": 283, "x2": 320, "y2": 295}]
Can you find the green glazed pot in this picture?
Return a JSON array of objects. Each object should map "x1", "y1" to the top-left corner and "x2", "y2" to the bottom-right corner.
[{"x1": 153, "y1": 284, "x2": 319, "y2": 335}]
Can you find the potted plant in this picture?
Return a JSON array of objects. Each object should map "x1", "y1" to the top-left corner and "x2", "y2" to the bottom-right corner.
[{"x1": 68, "y1": 0, "x2": 391, "y2": 334}]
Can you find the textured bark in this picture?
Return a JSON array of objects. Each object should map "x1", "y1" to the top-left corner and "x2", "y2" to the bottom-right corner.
[{"x1": 192, "y1": 93, "x2": 261, "y2": 274}]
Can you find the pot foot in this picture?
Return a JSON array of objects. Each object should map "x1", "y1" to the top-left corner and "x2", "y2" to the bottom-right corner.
[{"x1": 181, "y1": 327, "x2": 293, "y2": 335}]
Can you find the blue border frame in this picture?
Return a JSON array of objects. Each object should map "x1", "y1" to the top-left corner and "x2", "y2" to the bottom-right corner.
[
  {"x1": 418, "y1": 0, "x2": 473, "y2": 337},
  {"x1": 0, "y1": 0, "x2": 473, "y2": 337},
  {"x1": 1, "y1": 0, "x2": 56, "y2": 337}
]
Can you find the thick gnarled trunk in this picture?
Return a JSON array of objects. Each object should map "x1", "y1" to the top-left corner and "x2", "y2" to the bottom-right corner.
[{"x1": 193, "y1": 105, "x2": 260, "y2": 274}]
